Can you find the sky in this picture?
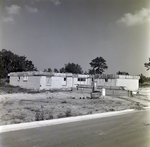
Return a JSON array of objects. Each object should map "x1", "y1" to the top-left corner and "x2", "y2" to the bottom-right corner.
[{"x1": 0, "y1": 0, "x2": 150, "y2": 76}]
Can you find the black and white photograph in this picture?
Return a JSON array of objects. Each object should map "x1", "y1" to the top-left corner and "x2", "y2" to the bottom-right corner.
[{"x1": 0, "y1": 0, "x2": 150, "y2": 146}]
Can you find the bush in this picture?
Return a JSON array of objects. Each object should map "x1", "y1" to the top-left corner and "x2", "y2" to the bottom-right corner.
[
  {"x1": 48, "y1": 112, "x2": 54, "y2": 119},
  {"x1": 57, "y1": 113, "x2": 65, "y2": 118},
  {"x1": 35, "y1": 112, "x2": 40, "y2": 121},
  {"x1": 35, "y1": 111, "x2": 44, "y2": 121},
  {"x1": 61, "y1": 100, "x2": 67, "y2": 104},
  {"x1": 65, "y1": 109, "x2": 72, "y2": 117}
]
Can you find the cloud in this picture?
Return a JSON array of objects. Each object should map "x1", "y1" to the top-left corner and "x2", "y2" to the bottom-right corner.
[
  {"x1": 2, "y1": 16, "x2": 14, "y2": 23},
  {"x1": 25, "y1": 5, "x2": 38, "y2": 13},
  {"x1": 117, "y1": 8, "x2": 150, "y2": 26},
  {"x1": 51, "y1": 0, "x2": 61, "y2": 5},
  {"x1": 6, "y1": 5, "x2": 21, "y2": 15}
]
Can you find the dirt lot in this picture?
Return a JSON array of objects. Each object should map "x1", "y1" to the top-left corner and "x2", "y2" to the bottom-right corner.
[{"x1": 0, "y1": 85, "x2": 149, "y2": 126}]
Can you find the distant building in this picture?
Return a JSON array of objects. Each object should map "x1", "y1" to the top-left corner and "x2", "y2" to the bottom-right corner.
[
  {"x1": 8, "y1": 71, "x2": 140, "y2": 92},
  {"x1": 8, "y1": 71, "x2": 92, "y2": 91}
]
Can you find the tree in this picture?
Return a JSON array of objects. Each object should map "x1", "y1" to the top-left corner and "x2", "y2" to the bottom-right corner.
[
  {"x1": 59, "y1": 67, "x2": 65, "y2": 73},
  {"x1": 116, "y1": 71, "x2": 129, "y2": 75},
  {"x1": 84, "y1": 71, "x2": 88, "y2": 75},
  {"x1": 139, "y1": 74, "x2": 146, "y2": 84},
  {"x1": 89, "y1": 57, "x2": 108, "y2": 74},
  {"x1": 88, "y1": 69, "x2": 95, "y2": 74},
  {"x1": 60, "y1": 63, "x2": 83, "y2": 74},
  {"x1": 43, "y1": 68, "x2": 52, "y2": 72},
  {"x1": 47, "y1": 68, "x2": 52, "y2": 72},
  {"x1": 54, "y1": 68, "x2": 59, "y2": 73},
  {"x1": 65, "y1": 63, "x2": 83, "y2": 74},
  {"x1": 144, "y1": 58, "x2": 150, "y2": 70},
  {"x1": 0, "y1": 49, "x2": 37, "y2": 78},
  {"x1": 43, "y1": 69, "x2": 47, "y2": 72}
]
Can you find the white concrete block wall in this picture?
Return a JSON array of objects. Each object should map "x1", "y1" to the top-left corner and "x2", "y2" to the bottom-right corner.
[
  {"x1": 87, "y1": 78, "x2": 92, "y2": 85},
  {"x1": 10, "y1": 76, "x2": 41, "y2": 90},
  {"x1": 66, "y1": 77, "x2": 73, "y2": 88},
  {"x1": 41, "y1": 76, "x2": 69, "y2": 90},
  {"x1": 116, "y1": 79, "x2": 139, "y2": 91},
  {"x1": 97, "y1": 79, "x2": 116, "y2": 87},
  {"x1": 62, "y1": 77, "x2": 67, "y2": 86},
  {"x1": 9, "y1": 77, "x2": 20, "y2": 87},
  {"x1": 40, "y1": 76, "x2": 49, "y2": 90},
  {"x1": 51, "y1": 77, "x2": 63, "y2": 88},
  {"x1": 9, "y1": 72, "x2": 139, "y2": 91}
]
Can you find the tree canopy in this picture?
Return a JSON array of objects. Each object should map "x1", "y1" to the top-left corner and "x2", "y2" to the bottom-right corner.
[
  {"x1": 144, "y1": 58, "x2": 150, "y2": 70},
  {"x1": 60, "y1": 63, "x2": 83, "y2": 74},
  {"x1": 116, "y1": 71, "x2": 129, "y2": 75},
  {"x1": 54, "y1": 68, "x2": 59, "y2": 73},
  {"x1": 43, "y1": 68, "x2": 52, "y2": 72},
  {"x1": 59, "y1": 67, "x2": 65, "y2": 73},
  {"x1": 0, "y1": 49, "x2": 37, "y2": 78},
  {"x1": 89, "y1": 57, "x2": 108, "y2": 74}
]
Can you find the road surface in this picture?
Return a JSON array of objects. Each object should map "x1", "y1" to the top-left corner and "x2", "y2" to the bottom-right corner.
[{"x1": 0, "y1": 109, "x2": 150, "y2": 147}]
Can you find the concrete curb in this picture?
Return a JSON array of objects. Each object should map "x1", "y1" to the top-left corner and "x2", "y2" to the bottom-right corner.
[{"x1": 0, "y1": 109, "x2": 136, "y2": 133}]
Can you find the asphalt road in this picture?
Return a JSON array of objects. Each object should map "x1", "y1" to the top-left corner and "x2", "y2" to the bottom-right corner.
[{"x1": 0, "y1": 109, "x2": 150, "y2": 147}]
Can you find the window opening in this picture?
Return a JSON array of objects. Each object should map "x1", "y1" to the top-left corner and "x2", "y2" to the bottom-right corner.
[
  {"x1": 78, "y1": 78, "x2": 86, "y2": 81},
  {"x1": 105, "y1": 78, "x2": 108, "y2": 82}
]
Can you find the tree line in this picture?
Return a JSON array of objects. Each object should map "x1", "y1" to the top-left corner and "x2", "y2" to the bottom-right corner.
[
  {"x1": 0, "y1": 49, "x2": 37, "y2": 78},
  {"x1": 43, "y1": 58, "x2": 108, "y2": 75},
  {"x1": 0, "y1": 49, "x2": 109, "y2": 78},
  {"x1": 0, "y1": 49, "x2": 149, "y2": 79}
]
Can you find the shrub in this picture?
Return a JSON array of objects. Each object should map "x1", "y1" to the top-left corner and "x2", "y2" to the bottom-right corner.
[
  {"x1": 61, "y1": 100, "x2": 67, "y2": 104},
  {"x1": 35, "y1": 112, "x2": 40, "y2": 121},
  {"x1": 57, "y1": 113, "x2": 65, "y2": 118},
  {"x1": 87, "y1": 111, "x2": 92, "y2": 114},
  {"x1": 48, "y1": 112, "x2": 54, "y2": 119},
  {"x1": 65, "y1": 109, "x2": 72, "y2": 117},
  {"x1": 35, "y1": 111, "x2": 44, "y2": 121}
]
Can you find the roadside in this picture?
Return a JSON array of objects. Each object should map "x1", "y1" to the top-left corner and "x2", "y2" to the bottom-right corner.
[{"x1": 0, "y1": 84, "x2": 149, "y2": 126}]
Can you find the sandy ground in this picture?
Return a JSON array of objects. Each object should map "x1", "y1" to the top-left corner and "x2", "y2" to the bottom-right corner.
[{"x1": 0, "y1": 88, "x2": 150, "y2": 126}]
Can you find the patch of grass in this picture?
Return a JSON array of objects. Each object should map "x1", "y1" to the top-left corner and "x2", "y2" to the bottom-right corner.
[
  {"x1": 130, "y1": 102, "x2": 146, "y2": 110},
  {"x1": 139, "y1": 82, "x2": 150, "y2": 88},
  {"x1": 35, "y1": 111, "x2": 44, "y2": 121},
  {"x1": 48, "y1": 113, "x2": 54, "y2": 119},
  {"x1": 61, "y1": 100, "x2": 67, "y2": 104},
  {"x1": 3, "y1": 101, "x2": 13, "y2": 106},
  {"x1": 0, "y1": 83, "x2": 42, "y2": 94},
  {"x1": 12, "y1": 114, "x2": 25, "y2": 120},
  {"x1": 57, "y1": 113, "x2": 65, "y2": 118},
  {"x1": 24, "y1": 107, "x2": 39, "y2": 112},
  {"x1": 65, "y1": 109, "x2": 72, "y2": 117},
  {"x1": 87, "y1": 111, "x2": 92, "y2": 114},
  {"x1": 11, "y1": 119, "x2": 22, "y2": 124},
  {"x1": 105, "y1": 108, "x2": 115, "y2": 112}
]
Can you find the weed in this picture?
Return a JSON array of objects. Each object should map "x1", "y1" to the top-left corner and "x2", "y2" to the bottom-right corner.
[
  {"x1": 130, "y1": 102, "x2": 145, "y2": 110},
  {"x1": 65, "y1": 109, "x2": 72, "y2": 117},
  {"x1": 69, "y1": 97, "x2": 75, "y2": 99},
  {"x1": 35, "y1": 111, "x2": 44, "y2": 121},
  {"x1": 48, "y1": 112, "x2": 54, "y2": 119},
  {"x1": 57, "y1": 113, "x2": 65, "y2": 118},
  {"x1": 61, "y1": 100, "x2": 67, "y2": 104},
  {"x1": 109, "y1": 108, "x2": 115, "y2": 111},
  {"x1": 3, "y1": 101, "x2": 13, "y2": 106},
  {"x1": 49, "y1": 114, "x2": 54, "y2": 119},
  {"x1": 87, "y1": 111, "x2": 92, "y2": 114},
  {"x1": 35, "y1": 112, "x2": 40, "y2": 121},
  {"x1": 47, "y1": 97, "x2": 52, "y2": 100}
]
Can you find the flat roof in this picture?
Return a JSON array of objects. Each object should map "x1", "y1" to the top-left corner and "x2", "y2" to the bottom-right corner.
[
  {"x1": 8, "y1": 71, "x2": 140, "y2": 79},
  {"x1": 8, "y1": 71, "x2": 91, "y2": 78}
]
